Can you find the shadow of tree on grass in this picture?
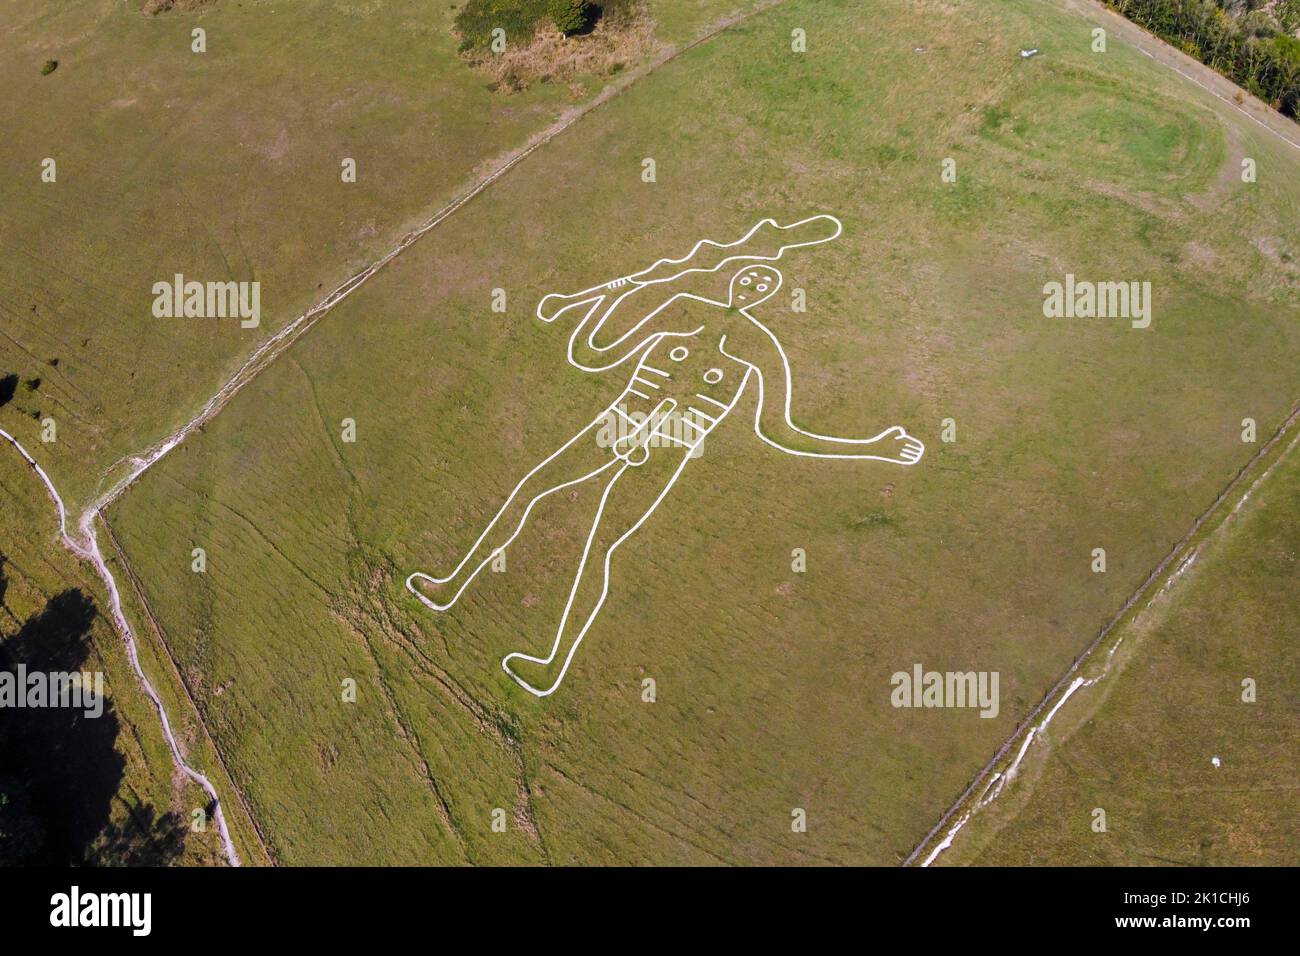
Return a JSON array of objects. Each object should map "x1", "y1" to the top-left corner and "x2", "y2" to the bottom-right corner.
[{"x1": 0, "y1": 554, "x2": 188, "y2": 865}]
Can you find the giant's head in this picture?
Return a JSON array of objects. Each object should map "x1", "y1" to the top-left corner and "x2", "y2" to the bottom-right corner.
[{"x1": 728, "y1": 265, "x2": 782, "y2": 310}]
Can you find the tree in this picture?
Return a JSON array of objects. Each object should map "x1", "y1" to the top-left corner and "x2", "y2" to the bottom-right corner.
[{"x1": 549, "y1": 0, "x2": 593, "y2": 35}]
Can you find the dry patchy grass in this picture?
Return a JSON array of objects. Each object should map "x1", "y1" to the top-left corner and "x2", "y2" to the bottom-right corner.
[{"x1": 463, "y1": 4, "x2": 660, "y2": 92}]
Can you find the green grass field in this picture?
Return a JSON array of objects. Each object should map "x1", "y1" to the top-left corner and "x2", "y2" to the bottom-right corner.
[
  {"x1": 944, "y1": 432, "x2": 1300, "y2": 866},
  {"x1": 0, "y1": 0, "x2": 760, "y2": 511},
  {"x1": 0, "y1": 0, "x2": 762, "y2": 865},
  {"x1": 96, "y1": 0, "x2": 1300, "y2": 864}
]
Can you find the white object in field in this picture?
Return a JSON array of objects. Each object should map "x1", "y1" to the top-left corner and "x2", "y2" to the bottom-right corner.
[
  {"x1": 407, "y1": 215, "x2": 925, "y2": 698},
  {"x1": 1211, "y1": 756, "x2": 1221, "y2": 768},
  {"x1": 1020, "y1": 48, "x2": 1039, "y2": 58}
]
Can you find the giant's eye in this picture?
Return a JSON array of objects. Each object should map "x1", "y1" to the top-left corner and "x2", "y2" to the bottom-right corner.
[
  {"x1": 756, "y1": 284, "x2": 768, "y2": 292},
  {"x1": 740, "y1": 277, "x2": 752, "y2": 285}
]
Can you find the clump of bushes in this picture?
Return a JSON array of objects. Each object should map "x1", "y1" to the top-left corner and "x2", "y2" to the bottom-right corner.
[
  {"x1": 455, "y1": 0, "x2": 630, "y2": 52},
  {"x1": 1108, "y1": 0, "x2": 1300, "y2": 118},
  {"x1": 455, "y1": 0, "x2": 550, "y2": 52},
  {"x1": 548, "y1": 0, "x2": 594, "y2": 35},
  {"x1": 452, "y1": 0, "x2": 649, "y2": 92},
  {"x1": 142, "y1": 0, "x2": 215, "y2": 14},
  {"x1": 40, "y1": 60, "x2": 58, "y2": 76}
]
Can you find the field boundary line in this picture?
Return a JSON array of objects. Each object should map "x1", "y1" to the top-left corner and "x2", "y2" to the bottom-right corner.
[
  {"x1": 903, "y1": 400, "x2": 1300, "y2": 866},
  {"x1": 99, "y1": 513, "x2": 278, "y2": 866}
]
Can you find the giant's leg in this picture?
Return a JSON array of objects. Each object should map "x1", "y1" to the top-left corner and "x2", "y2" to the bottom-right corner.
[
  {"x1": 407, "y1": 415, "x2": 617, "y2": 611},
  {"x1": 502, "y1": 438, "x2": 695, "y2": 696}
]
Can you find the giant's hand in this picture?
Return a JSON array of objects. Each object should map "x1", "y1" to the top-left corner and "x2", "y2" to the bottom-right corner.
[{"x1": 871, "y1": 426, "x2": 925, "y2": 465}]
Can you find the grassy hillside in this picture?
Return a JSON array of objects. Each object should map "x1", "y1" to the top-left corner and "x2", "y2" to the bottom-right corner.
[
  {"x1": 0, "y1": 0, "x2": 760, "y2": 511},
  {"x1": 947, "y1": 432, "x2": 1300, "y2": 865},
  {"x1": 0, "y1": 0, "x2": 762, "y2": 866},
  {"x1": 107, "y1": 0, "x2": 1300, "y2": 864}
]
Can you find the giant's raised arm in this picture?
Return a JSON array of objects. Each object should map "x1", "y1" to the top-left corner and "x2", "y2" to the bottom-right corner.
[
  {"x1": 537, "y1": 288, "x2": 701, "y2": 372},
  {"x1": 721, "y1": 317, "x2": 924, "y2": 465},
  {"x1": 537, "y1": 215, "x2": 844, "y2": 371}
]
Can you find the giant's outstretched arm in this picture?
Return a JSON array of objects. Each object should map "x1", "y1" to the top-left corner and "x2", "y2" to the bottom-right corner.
[{"x1": 720, "y1": 319, "x2": 925, "y2": 465}]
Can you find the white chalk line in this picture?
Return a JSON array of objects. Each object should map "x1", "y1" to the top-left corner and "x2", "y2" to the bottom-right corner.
[
  {"x1": 1, "y1": 428, "x2": 241, "y2": 866},
  {"x1": 408, "y1": 217, "x2": 924, "y2": 697},
  {"x1": 0, "y1": 0, "x2": 808, "y2": 856},
  {"x1": 909, "y1": 405, "x2": 1300, "y2": 866},
  {"x1": 918, "y1": 674, "x2": 1091, "y2": 867}
]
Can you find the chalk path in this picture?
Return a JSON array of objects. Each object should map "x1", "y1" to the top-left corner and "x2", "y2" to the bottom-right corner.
[{"x1": 1, "y1": 428, "x2": 241, "y2": 866}]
